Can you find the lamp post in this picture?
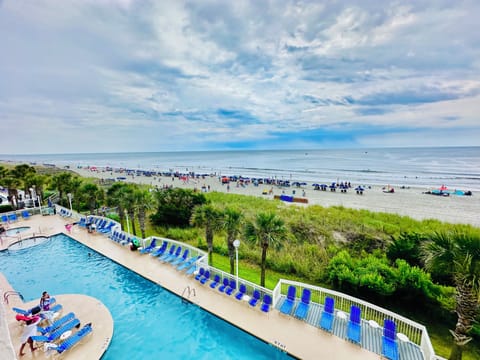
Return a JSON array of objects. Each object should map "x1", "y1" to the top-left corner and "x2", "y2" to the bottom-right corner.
[
  {"x1": 67, "y1": 193, "x2": 73, "y2": 213},
  {"x1": 233, "y1": 239, "x2": 241, "y2": 286},
  {"x1": 124, "y1": 209, "x2": 131, "y2": 235}
]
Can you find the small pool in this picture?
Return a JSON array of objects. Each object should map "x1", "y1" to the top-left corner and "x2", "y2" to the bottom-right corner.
[
  {"x1": 5, "y1": 226, "x2": 30, "y2": 236},
  {"x1": 8, "y1": 236, "x2": 50, "y2": 250},
  {"x1": 0, "y1": 234, "x2": 292, "y2": 359}
]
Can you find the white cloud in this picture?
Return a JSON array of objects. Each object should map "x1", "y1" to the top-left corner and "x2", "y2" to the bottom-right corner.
[{"x1": 0, "y1": 0, "x2": 479, "y2": 153}]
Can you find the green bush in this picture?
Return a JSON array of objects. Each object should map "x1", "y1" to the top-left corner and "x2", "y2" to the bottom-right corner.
[{"x1": 0, "y1": 204, "x2": 13, "y2": 213}]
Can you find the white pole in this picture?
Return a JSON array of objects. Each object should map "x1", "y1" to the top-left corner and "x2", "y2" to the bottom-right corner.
[
  {"x1": 236, "y1": 247, "x2": 239, "y2": 286},
  {"x1": 125, "y1": 209, "x2": 130, "y2": 234},
  {"x1": 233, "y1": 239, "x2": 240, "y2": 286},
  {"x1": 67, "y1": 193, "x2": 72, "y2": 212}
]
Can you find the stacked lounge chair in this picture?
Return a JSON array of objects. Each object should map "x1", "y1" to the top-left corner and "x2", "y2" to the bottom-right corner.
[
  {"x1": 31, "y1": 318, "x2": 80, "y2": 343},
  {"x1": 45, "y1": 323, "x2": 93, "y2": 355}
]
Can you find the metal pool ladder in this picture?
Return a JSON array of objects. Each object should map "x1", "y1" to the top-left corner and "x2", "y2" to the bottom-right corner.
[
  {"x1": 181, "y1": 286, "x2": 196, "y2": 304},
  {"x1": 3, "y1": 290, "x2": 24, "y2": 304}
]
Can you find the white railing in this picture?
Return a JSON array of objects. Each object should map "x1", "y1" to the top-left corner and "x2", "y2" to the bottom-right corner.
[{"x1": 276, "y1": 279, "x2": 437, "y2": 359}]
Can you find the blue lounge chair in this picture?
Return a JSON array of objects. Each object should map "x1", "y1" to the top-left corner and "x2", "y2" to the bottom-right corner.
[
  {"x1": 171, "y1": 249, "x2": 189, "y2": 265},
  {"x1": 38, "y1": 312, "x2": 75, "y2": 335},
  {"x1": 159, "y1": 244, "x2": 176, "y2": 261},
  {"x1": 218, "y1": 278, "x2": 230, "y2": 293},
  {"x1": 347, "y1": 305, "x2": 362, "y2": 344},
  {"x1": 199, "y1": 270, "x2": 211, "y2": 285},
  {"x1": 99, "y1": 221, "x2": 115, "y2": 234},
  {"x1": 319, "y1": 297, "x2": 335, "y2": 332},
  {"x1": 96, "y1": 219, "x2": 107, "y2": 230},
  {"x1": 151, "y1": 241, "x2": 168, "y2": 257},
  {"x1": 210, "y1": 275, "x2": 221, "y2": 289},
  {"x1": 177, "y1": 256, "x2": 200, "y2": 271},
  {"x1": 78, "y1": 217, "x2": 86, "y2": 227},
  {"x1": 294, "y1": 288, "x2": 311, "y2": 320},
  {"x1": 249, "y1": 290, "x2": 261, "y2": 307},
  {"x1": 139, "y1": 238, "x2": 157, "y2": 254},
  {"x1": 235, "y1": 284, "x2": 247, "y2": 300},
  {"x1": 13, "y1": 302, "x2": 61, "y2": 316},
  {"x1": 8, "y1": 213, "x2": 17, "y2": 222},
  {"x1": 280, "y1": 285, "x2": 296, "y2": 315},
  {"x1": 225, "y1": 279, "x2": 236, "y2": 296},
  {"x1": 260, "y1": 294, "x2": 272, "y2": 313},
  {"x1": 31, "y1": 318, "x2": 80, "y2": 343},
  {"x1": 21, "y1": 210, "x2": 31, "y2": 219},
  {"x1": 382, "y1": 319, "x2": 399, "y2": 360},
  {"x1": 194, "y1": 268, "x2": 205, "y2": 281},
  {"x1": 49, "y1": 323, "x2": 93, "y2": 354},
  {"x1": 164, "y1": 246, "x2": 182, "y2": 263},
  {"x1": 1, "y1": 215, "x2": 8, "y2": 223},
  {"x1": 185, "y1": 264, "x2": 197, "y2": 276}
]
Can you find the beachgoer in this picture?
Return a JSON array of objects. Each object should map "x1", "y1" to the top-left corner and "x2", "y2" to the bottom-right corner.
[
  {"x1": 65, "y1": 224, "x2": 73, "y2": 233},
  {"x1": 19, "y1": 316, "x2": 41, "y2": 356},
  {"x1": 39, "y1": 291, "x2": 54, "y2": 324},
  {"x1": 40, "y1": 291, "x2": 50, "y2": 311}
]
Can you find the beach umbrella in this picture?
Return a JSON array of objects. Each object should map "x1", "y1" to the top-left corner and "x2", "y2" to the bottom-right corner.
[
  {"x1": 355, "y1": 186, "x2": 364, "y2": 191},
  {"x1": 312, "y1": 183, "x2": 320, "y2": 187},
  {"x1": 300, "y1": 182, "x2": 307, "y2": 186}
]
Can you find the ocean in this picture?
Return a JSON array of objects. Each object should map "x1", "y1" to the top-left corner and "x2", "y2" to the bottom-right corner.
[{"x1": 1, "y1": 147, "x2": 479, "y2": 190}]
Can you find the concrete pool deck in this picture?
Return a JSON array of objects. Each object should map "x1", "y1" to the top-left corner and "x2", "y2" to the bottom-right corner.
[{"x1": 1, "y1": 215, "x2": 379, "y2": 360}]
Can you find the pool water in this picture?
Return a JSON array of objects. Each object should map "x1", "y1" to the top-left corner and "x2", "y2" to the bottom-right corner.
[
  {"x1": 5, "y1": 226, "x2": 30, "y2": 236},
  {"x1": 0, "y1": 234, "x2": 292, "y2": 360},
  {"x1": 8, "y1": 236, "x2": 50, "y2": 250}
]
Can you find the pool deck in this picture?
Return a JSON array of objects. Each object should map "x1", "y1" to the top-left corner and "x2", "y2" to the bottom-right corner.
[{"x1": 1, "y1": 215, "x2": 379, "y2": 360}]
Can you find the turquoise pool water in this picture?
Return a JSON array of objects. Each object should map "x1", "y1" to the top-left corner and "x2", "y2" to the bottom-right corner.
[
  {"x1": 5, "y1": 226, "x2": 30, "y2": 236},
  {"x1": 0, "y1": 234, "x2": 292, "y2": 359}
]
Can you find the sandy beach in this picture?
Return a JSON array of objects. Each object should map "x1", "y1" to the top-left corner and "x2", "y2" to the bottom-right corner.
[{"x1": 71, "y1": 166, "x2": 480, "y2": 228}]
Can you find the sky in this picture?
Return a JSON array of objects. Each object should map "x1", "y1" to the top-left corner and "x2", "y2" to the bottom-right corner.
[{"x1": 1, "y1": 0, "x2": 479, "y2": 154}]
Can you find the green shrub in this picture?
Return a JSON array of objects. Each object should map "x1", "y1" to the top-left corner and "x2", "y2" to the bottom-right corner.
[{"x1": 0, "y1": 204, "x2": 13, "y2": 213}]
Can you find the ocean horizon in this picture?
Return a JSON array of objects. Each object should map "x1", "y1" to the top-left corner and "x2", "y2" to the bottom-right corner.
[{"x1": 1, "y1": 146, "x2": 479, "y2": 191}]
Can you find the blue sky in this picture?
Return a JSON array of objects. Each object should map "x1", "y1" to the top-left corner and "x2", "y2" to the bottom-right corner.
[{"x1": 1, "y1": 0, "x2": 479, "y2": 154}]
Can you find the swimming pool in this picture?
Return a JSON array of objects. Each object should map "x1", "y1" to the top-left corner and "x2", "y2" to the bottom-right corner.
[
  {"x1": 7, "y1": 236, "x2": 50, "y2": 250},
  {"x1": 5, "y1": 226, "x2": 30, "y2": 236},
  {"x1": 0, "y1": 234, "x2": 292, "y2": 359}
]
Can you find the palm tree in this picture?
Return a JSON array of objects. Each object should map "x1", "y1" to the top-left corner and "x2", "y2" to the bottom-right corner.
[
  {"x1": 122, "y1": 184, "x2": 139, "y2": 236},
  {"x1": 423, "y1": 230, "x2": 480, "y2": 360},
  {"x1": 106, "y1": 182, "x2": 129, "y2": 225},
  {"x1": 134, "y1": 188, "x2": 156, "y2": 239},
  {"x1": 79, "y1": 183, "x2": 105, "y2": 214},
  {"x1": 2, "y1": 176, "x2": 22, "y2": 209},
  {"x1": 49, "y1": 172, "x2": 74, "y2": 206},
  {"x1": 245, "y1": 212, "x2": 287, "y2": 287},
  {"x1": 222, "y1": 207, "x2": 243, "y2": 274},
  {"x1": 191, "y1": 204, "x2": 223, "y2": 264}
]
